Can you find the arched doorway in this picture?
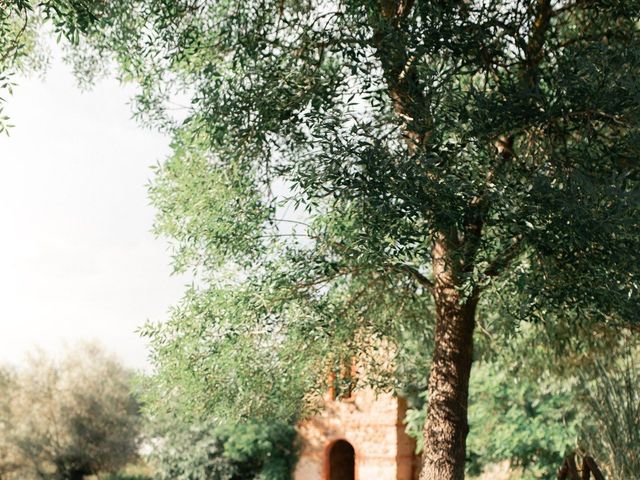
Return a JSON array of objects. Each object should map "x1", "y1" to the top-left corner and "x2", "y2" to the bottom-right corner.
[{"x1": 328, "y1": 439, "x2": 355, "y2": 480}]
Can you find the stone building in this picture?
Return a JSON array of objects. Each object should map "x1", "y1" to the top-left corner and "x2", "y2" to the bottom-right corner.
[{"x1": 294, "y1": 388, "x2": 419, "y2": 480}]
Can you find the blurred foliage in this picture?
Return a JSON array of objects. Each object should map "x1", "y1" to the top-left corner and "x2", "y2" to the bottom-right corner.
[
  {"x1": 102, "y1": 460, "x2": 154, "y2": 480},
  {"x1": 467, "y1": 363, "x2": 579, "y2": 479},
  {"x1": 405, "y1": 329, "x2": 640, "y2": 478},
  {"x1": 0, "y1": 342, "x2": 142, "y2": 480},
  {"x1": 405, "y1": 359, "x2": 581, "y2": 479},
  {"x1": 104, "y1": 476, "x2": 152, "y2": 480},
  {"x1": 146, "y1": 414, "x2": 297, "y2": 480},
  {"x1": 579, "y1": 344, "x2": 640, "y2": 479},
  {"x1": 0, "y1": 0, "x2": 37, "y2": 133}
]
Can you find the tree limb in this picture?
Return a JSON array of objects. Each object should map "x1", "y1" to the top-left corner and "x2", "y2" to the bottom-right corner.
[
  {"x1": 582, "y1": 456, "x2": 605, "y2": 480},
  {"x1": 393, "y1": 263, "x2": 434, "y2": 292},
  {"x1": 483, "y1": 236, "x2": 524, "y2": 279},
  {"x1": 525, "y1": 0, "x2": 553, "y2": 76},
  {"x1": 374, "y1": 0, "x2": 430, "y2": 155}
]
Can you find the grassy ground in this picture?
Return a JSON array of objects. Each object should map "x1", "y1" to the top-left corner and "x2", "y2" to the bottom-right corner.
[{"x1": 83, "y1": 461, "x2": 154, "y2": 480}]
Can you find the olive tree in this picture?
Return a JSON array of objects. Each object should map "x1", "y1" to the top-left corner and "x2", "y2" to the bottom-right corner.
[
  {"x1": 0, "y1": 343, "x2": 141, "y2": 480},
  {"x1": 55, "y1": 1, "x2": 640, "y2": 478}
]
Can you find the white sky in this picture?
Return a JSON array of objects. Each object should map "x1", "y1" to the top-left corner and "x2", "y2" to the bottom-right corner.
[{"x1": 0, "y1": 48, "x2": 188, "y2": 370}]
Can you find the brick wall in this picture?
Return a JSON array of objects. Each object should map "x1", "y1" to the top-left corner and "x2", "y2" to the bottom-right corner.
[{"x1": 294, "y1": 389, "x2": 418, "y2": 480}]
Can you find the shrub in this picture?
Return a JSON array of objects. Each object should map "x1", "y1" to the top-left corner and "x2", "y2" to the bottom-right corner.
[{"x1": 147, "y1": 415, "x2": 297, "y2": 480}]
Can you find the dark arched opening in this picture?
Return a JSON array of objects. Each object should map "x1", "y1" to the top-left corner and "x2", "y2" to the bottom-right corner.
[{"x1": 329, "y1": 439, "x2": 355, "y2": 480}]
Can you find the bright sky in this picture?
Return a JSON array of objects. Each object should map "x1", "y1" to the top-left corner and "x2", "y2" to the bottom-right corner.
[{"x1": 0, "y1": 48, "x2": 188, "y2": 370}]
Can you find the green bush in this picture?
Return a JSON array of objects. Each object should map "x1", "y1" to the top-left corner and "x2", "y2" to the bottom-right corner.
[
  {"x1": 465, "y1": 364, "x2": 580, "y2": 479},
  {"x1": 147, "y1": 416, "x2": 297, "y2": 480},
  {"x1": 405, "y1": 361, "x2": 581, "y2": 479}
]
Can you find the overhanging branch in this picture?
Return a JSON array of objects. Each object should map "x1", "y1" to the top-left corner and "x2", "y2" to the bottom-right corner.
[
  {"x1": 483, "y1": 236, "x2": 524, "y2": 279},
  {"x1": 392, "y1": 263, "x2": 435, "y2": 292}
]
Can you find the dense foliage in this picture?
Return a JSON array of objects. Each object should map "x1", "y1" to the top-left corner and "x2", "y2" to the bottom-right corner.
[
  {"x1": 405, "y1": 328, "x2": 640, "y2": 478},
  {"x1": 62, "y1": 1, "x2": 640, "y2": 477},
  {"x1": 0, "y1": 343, "x2": 141, "y2": 480},
  {"x1": 147, "y1": 416, "x2": 297, "y2": 480},
  {"x1": 406, "y1": 360, "x2": 581, "y2": 479},
  {"x1": 579, "y1": 346, "x2": 640, "y2": 479},
  {"x1": 467, "y1": 365, "x2": 579, "y2": 479},
  {"x1": 2, "y1": 0, "x2": 639, "y2": 477}
]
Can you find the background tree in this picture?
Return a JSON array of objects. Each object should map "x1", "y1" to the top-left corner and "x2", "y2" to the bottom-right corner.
[
  {"x1": 63, "y1": 1, "x2": 640, "y2": 479},
  {"x1": 406, "y1": 356, "x2": 583, "y2": 478},
  {"x1": 0, "y1": 368, "x2": 20, "y2": 480},
  {"x1": 579, "y1": 343, "x2": 640, "y2": 478},
  {"x1": 0, "y1": 343, "x2": 141, "y2": 480}
]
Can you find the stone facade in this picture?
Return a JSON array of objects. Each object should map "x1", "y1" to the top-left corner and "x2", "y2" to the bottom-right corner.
[{"x1": 294, "y1": 389, "x2": 419, "y2": 480}]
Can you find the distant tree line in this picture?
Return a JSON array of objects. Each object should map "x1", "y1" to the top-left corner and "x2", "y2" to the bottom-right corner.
[{"x1": 0, "y1": 342, "x2": 297, "y2": 480}]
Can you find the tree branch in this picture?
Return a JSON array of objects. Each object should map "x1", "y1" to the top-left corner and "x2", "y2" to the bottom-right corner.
[
  {"x1": 483, "y1": 236, "x2": 524, "y2": 279},
  {"x1": 392, "y1": 263, "x2": 434, "y2": 292},
  {"x1": 582, "y1": 456, "x2": 605, "y2": 480},
  {"x1": 524, "y1": 0, "x2": 553, "y2": 84},
  {"x1": 374, "y1": 0, "x2": 430, "y2": 155}
]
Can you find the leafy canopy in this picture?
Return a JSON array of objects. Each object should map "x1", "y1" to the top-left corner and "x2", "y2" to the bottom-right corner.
[{"x1": 64, "y1": 0, "x2": 640, "y2": 423}]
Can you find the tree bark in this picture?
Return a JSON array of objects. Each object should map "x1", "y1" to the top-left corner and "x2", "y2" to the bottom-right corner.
[
  {"x1": 370, "y1": 1, "x2": 554, "y2": 478},
  {"x1": 419, "y1": 235, "x2": 477, "y2": 480},
  {"x1": 372, "y1": 4, "x2": 486, "y2": 478}
]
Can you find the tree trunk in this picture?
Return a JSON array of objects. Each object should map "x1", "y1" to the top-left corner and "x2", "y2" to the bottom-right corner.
[{"x1": 419, "y1": 236, "x2": 477, "y2": 480}]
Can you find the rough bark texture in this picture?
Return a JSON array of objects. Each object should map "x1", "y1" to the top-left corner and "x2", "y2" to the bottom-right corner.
[
  {"x1": 371, "y1": 1, "x2": 554, "y2": 478},
  {"x1": 419, "y1": 236, "x2": 477, "y2": 480},
  {"x1": 373, "y1": 3, "x2": 491, "y2": 478}
]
